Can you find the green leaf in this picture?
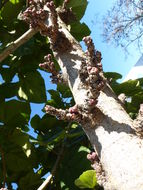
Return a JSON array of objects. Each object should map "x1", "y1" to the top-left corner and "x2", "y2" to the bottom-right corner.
[
  {"x1": 10, "y1": 129, "x2": 32, "y2": 157},
  {"x1": 10, "y1": 0, "x2": 20, "y2": 4},
  {"x1": 0, "y1": 82, "x2": 19, "y2": 100},
  {"x1": 113, "y1": 80, "x2": 142, "y2": 96},
  {"x1": 30, "y1": 114, "x2": 41, "y2": 130},
  {"x1": 70, "y1": 22, "x2": 91, "y2": 41},
  {"x1": 67, "y1": 127, "x2": 84, "y2": 139},
  {"x1": 15, "y1": 39, "x2": 35, "y2": 57},
  {"x1": 5, "y1": 152, "x2": 31, "y2": 172},
  {"x1": 78, "y1": 146, "x2": 90, "y2": 153},
  {"x1": 104, "y1": 72, "x2": 122, "y2": 81},
  {"x1": 0, "y1": 67, "x2": 16, "y2": 82},
  {"x1": 0, "y1": 22, "x2": 11, "y2": 46},
  {"x1": 57, "y1": 84, "x2": 72, "y2": 98},
  {"x1": 75, "y1": 170, "x2": 97, "y2": 189},
  {"x1": 1, "y1": 1, "x2": 24, "y2": 27},
  {"x1": 0, "y1": 100, "x2": 30, "y2": 124},
  {"x1": 54, "y1": 0, "x2": 64, "y2": 7},
  {"x1": 31, "y1": 114, "x2": 67, "y2": 144},
  {"x1": 18, "y1": 71, "x2": 47, "y2": 103},
  {"x1": 38, "y1": 130, "x2": 65, "y2": 145},
  {"x1": 48, "y1": 89, "x2": 64, "y2": 108},
  {"x1": 46, "y1": 99, "x2": 57, "y2": 107},
  {"x1": 132, "y1": 93, "x2": 143, "y2": 109},
  {"x1": 19, "y1": 171, "x2": 42, "y2": 190},
  {"x1": 58, "y1": 146, "x2": 91, "y2": 189},
  {"x1": 67, "y1": 0, "x2": 88, "y2": 20}
]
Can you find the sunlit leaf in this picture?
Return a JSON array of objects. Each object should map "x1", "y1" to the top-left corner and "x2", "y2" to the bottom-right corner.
[
  {"x1": 18, "y1": 71, "x2": 47, "y2": 103},
  {"x1": 75, "y1": 170, "x2": 97, "y2": 189},
  {"x1": 10, "y1": 0, "x2": 20, "y2": 4}
]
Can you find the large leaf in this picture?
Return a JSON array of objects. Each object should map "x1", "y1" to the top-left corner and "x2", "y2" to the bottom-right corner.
[
  {"x1": 48, "y1": 89, "x2": 64, "y2": 108},
  {"x1": 0, "y1": 67, "x2": 16, "y2": 82},
  {"x1": 104, "y1": 72, "x2": 122, "y2": 82},
  {"x1": 0, "y1": 100, "x2": 30, "y2": 125},
  {"x1": 57, "y1": 83, "x2": 72, "y2": 98},
  {"x1": 31, "y1": 114, "x2": 64, "y2": 133},
  {"x1": 38, "y1": 129, "x2": 65, "y2": 145},
  {"x1": 1, "y1": 1, "x2": 24, "y2": 27},
  {"x1": 70, "y1": 22, "x2": 91, "y2": 41},
  {"x1": 0, "y1": 82, "x2": 19, "y2": 100},
  {"x1": 18, "y1": 71, "x2": 47, "y2": 103},
  {"x1": 19, "y1": 171, "x2": 42, "y2": 190},
  {"x1": 30, "y1": 114, "x2": 41, "y2": 130},
  {"x1": 5, "y1": 152, "x2": 31, "y2": 172},
  {"x1": 10, "y1": 129, "x2": 32, "y2": 157},
  {"x1": 113, "y1": 80, "x2": 142, "y2": 96},
  {"x1": 67, "y1": 0, "x2": 88, "y2": 20},
  {"x1": 75, "y1": 170, "x2": 97, "y2": 189},
  {"x1": 132, "y1": 93, "x2": 143, "y2": 109},
  {"x1": 58, "y1": 146, "x2": 91, "y2": 190}
]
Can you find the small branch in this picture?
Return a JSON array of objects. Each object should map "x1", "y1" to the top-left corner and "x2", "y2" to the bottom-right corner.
[
  {"x1": 45, "y1": 104, "x2": 85, "y2": 124},
  {"x1": 37, "y1": 141, "x2": 65, "y2": 190},
  {"x1": 0, "y1": 28, "x2": 38, "y2": 63},
  {"x1": 37, "y1": 122, "x2": 72, "y2": 190},
  {"x1": 45, "y1": 105, "x2": 68, "y2": 120},
  {"x1": 0, "y1": 146, "x2": 6, "y2": 188}
]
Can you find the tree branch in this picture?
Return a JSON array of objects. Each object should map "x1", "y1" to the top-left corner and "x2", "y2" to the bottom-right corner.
[
  {"x1": 37, "y1": 142, "x2": 65, "y2": 190},
  {"x1": 0, "y1": 28, "x2": 38, "y2": 63},
  {"x1": 37, "y1": 122, "x2": 72, "y2": 190}
]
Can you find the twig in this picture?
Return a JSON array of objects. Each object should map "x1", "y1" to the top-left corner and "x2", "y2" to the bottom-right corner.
[
  {"x1": 37, "y1": 122, "x2": 72, "y2": 190},
  {"x1": 37, "y1": 144, "x2": 65, "y2": 190},
  {"x1": 0, "y1": 28, "x2": 38, "y2": 63},
  {"x1": 0, "y1": 146, "x2": 6, "y2": 188}
]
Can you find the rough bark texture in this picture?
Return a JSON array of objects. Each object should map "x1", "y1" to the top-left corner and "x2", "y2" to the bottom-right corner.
[{"x1": 50, "y1": 18, "x2": 143, "y2": 190}]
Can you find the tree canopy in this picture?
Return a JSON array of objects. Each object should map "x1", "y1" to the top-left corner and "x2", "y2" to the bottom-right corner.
[{"x1": 102, "y1": 0, "x2": 143, "y2": 52}]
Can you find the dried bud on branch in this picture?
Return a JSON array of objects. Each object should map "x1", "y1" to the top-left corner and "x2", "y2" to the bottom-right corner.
[
  {"x1": 133, "y1": 104, "x2": 143, "y2": 137},
  {"x1": 39, "y1": 54, "x2": 65, "y2": 84},
  {"x1": 46, "y1": 1, "x2": 58, "y2": 35},
  {"x1": 87, "y1": 151, "x2": 106, "y2": 187},
  {"x1": 22, "y1": 0, "x2": 48, "y2": 28},
  {"x1": 58, "y1": 0, "x2": 76, "y2": 25},
  {"x1": 45, "y1": 104, "x2": 83, "y2": 123},
  {"x1": 87, "y1": 151, "x2": 99, "y2": 163},
  {"x1": 45, "y1": 105, "x2": 67, "y2": 120},
  {"x1": 22, "y1": 0, "x2": 72, "y2": 52},
  {"x1": 78, "y1": 36, "x2": 106, "y2": 112}
]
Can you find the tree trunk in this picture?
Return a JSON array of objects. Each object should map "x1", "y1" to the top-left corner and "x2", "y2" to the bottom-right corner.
[{"x1": 50, "y1": 19, "x2": 143, "y2": 190}]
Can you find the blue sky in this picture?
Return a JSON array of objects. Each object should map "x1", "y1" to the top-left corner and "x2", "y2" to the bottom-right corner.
[{"x1": 82, "y1": 0, "x2": 141, "y2": 80}]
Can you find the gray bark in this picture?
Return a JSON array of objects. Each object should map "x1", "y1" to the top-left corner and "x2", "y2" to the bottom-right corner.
[{"x1": 50, "y1": 18, "x2": 143, "y2": 190}]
